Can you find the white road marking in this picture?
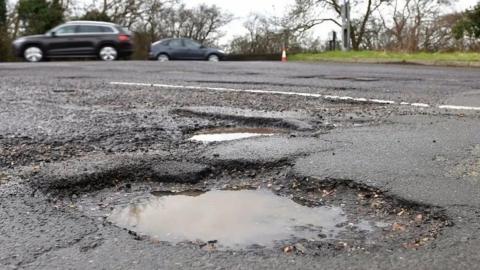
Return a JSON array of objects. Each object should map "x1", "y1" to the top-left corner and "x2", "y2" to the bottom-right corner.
[
  {"x1": 438, "y1": 105, "x2": 480, "y2": 111},
  {"x1": 110, "y1": 81, "x2": 480, "y2": 112},
  {"x1": 411, "y1": 103, "x2": 431, "y2": 108}
]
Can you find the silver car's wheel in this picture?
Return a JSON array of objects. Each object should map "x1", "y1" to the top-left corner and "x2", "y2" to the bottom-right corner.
[
  {"x1": 24, "y1": 46, "x2": 43, "y2": 62},
  {"x1": 208, "y1": 54, "x2": 220, "y2": 62},
  {"x1": 157, "y1": 54, "x2": 170, "y2": 62},
  {"x1": 99, "y1": 46, "x2": 118, "y2": 61}
]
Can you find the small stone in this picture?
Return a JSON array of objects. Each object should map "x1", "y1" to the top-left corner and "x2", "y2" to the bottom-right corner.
[
  {"x1": 317, "y1": 233, "x2": 327, "y2": 239},
  {"x1": 335, "y1": 242, "x2": 348, "y2": 250},
  {"x1": 392, "y1": 222, "x2": 407, "y2": 232},
  {"x1": 294, "y1": 243, "x2": 307, "y2": 254},
  {"x1": 283, "y1": 245, "x2": 295, "y2": 254},
  {"x1": 415, "y1": 214, "x2": 423, "y2": 222}
]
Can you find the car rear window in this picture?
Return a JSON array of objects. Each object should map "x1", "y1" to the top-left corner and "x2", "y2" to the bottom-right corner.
[
  {"x1": 100, "y1": 26, "x2": 115, "y2": 33},
  {"x1": 116, "y1": 26, "x2": 132, "y2": 35},
  {"x1": 184, "y1": 39, "x2": 201, "y2": 48}
]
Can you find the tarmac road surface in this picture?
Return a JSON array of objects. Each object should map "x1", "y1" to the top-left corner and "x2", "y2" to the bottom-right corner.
[{"x1": 0, "y1": 61, "x2": 479, "y2": 270}]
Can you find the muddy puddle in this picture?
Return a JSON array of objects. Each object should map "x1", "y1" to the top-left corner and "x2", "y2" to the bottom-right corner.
[
  {"x1": 189, "y1": 128, "x2": 285, "y2": 143},
  {"x1": 108, "y1": 190, "x2": 375, "y2": 249}
]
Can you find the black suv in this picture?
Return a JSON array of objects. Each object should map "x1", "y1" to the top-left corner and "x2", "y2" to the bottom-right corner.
[{"x1": 12, "y1": 21, "x2": 133, "y2": 62}]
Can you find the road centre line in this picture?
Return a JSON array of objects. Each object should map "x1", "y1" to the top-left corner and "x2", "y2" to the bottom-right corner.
[{"x1": 110, "y1": 82, "x2": 480, "y2": 112}]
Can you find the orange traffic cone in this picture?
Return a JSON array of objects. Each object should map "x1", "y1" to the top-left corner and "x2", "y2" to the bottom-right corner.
[{"x1": 281, "y1": 48, "x2": 287, "y2": 62}]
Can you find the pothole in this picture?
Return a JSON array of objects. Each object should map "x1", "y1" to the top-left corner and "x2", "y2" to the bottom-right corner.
[
  {"x1": 56, "y1": 164, "x2": 449, "y2": 255},
  {"x1": 189, "y1": 128, "x2": 285, "y2": 143},
  {"x1": 108, "y1": 189, "x2": 379, "y2": 250}
]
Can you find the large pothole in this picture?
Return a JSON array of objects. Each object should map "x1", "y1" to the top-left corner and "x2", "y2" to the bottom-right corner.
[{"x1": 54, "y1": 162, "x2": 448, "y2": 255}]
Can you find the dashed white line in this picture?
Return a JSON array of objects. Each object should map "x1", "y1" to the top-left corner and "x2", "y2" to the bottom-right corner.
[
  {"x1": 410, "y1": 103, "x2": 431, "y2": 108},
  {"x1": 438, "y1": 105, "x2": 480, "y2": 111},
  {"x1": 369, "y1": 99, "x2": 396, "y2": 104},
  {"x1": 110, "y1": 82, "x2": 480, "y2": 112}
]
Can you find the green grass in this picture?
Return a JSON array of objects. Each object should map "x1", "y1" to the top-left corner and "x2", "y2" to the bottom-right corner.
[{"x1": 289, "y1": 51, "x2": 480, "y2": 65}]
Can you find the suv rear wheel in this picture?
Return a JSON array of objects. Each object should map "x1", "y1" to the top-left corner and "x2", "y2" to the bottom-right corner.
[
  {"x1": 24, "y1": 46, "x2": 43, "y2": 62},
  {"x1": 99, "y1": 46, "x2": 118, "y2": 61}
]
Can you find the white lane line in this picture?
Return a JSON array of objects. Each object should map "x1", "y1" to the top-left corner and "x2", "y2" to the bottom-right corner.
[
  {"x1": 438, "y1": 105, "x2": 480, "y2": 111},
  {"x1": 369, "y1": 99, "x2": 396, "y2": 104},
  {"x1": 411, "y1": 103, "x2": 431, "y2": 108},
  {"x1": 111, "y1": 81, "x2": 396, "y2": 105},
  {"x1": 110, "y1": 82, "x2": 480, "y2": 112}
]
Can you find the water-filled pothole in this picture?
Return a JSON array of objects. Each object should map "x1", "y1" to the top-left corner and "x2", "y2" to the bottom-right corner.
[
  {"x1": 189, "y1": 128, "x2": 285, "y2": 143},
  {"x1": 108, "y1": 190, "x2": 374, "y2": 249}
]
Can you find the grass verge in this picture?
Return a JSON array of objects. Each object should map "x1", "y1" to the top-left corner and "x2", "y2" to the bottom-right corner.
[{"x1": 289, "y1": 51, "x2": 480, "y2": 67}]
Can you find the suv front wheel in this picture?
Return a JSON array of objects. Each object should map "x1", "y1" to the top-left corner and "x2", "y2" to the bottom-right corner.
[
  {"x1": 24, "y1": 46, "x2": 43, "y2": 62},
  {"x1": 99, "y1": 46, "x2": 118, "y2": 61}
]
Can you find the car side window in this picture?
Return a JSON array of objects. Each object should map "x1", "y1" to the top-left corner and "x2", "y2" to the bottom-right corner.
[
  {"x1": 56, "y1": 25, "x2": 77, "y2": 35},
  {"x1": 100, "y1": 26, "x2": 115, "y2": 33},
  {"x1": 169, "y1": 39, "x2": 184, "y2": 48},
  {"x1": 77, "y1": 25, "x2": 104, "y2": 33},
  {"x1": 184, "y1": 39, "x2": 201, "y2": 49}
]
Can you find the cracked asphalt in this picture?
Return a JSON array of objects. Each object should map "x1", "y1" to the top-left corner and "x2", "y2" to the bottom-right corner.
[{"x1": 1, "y1": 61, "x2": 480, "y2": 270}]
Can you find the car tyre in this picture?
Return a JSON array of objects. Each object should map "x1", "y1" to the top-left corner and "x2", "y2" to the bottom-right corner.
[
  {"x1": 157, "y1": 54, "x2": 170, "y2": 62},
  {"x1": 99, "y1": 46, "x2": 118, "y2": 61},
  {"x1": 207, "y1": 54, "x2": 220, "y2": 62},
  {"x1": 23, "y1": 46, "x2": 43, "y2": 62}
]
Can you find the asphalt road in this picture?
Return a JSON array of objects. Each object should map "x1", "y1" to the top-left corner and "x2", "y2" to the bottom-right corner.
[{"x1": 1, "y1": 61, "x2": 479, "y2": 270}]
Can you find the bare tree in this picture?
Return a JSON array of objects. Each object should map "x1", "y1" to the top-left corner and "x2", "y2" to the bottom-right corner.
[
  {"x1": 287, "y1": 0, "x2": 391, "y2": 50},
  {"x1": 148, "y1": 3, "x2": 232, "y2": 44},
  {"x1": 378, "y1": 0, "x2": 454, "y2": 51},
  {"x1": 229, "y1": 13, "x2": 305, "y2": 54}
]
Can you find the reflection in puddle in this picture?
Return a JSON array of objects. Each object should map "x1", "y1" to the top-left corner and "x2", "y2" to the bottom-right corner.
[
  {"x1": 189, "y1": 128, "x2": 283, "y2": 143},
  {"x1": 109, "y1": 190, "x2": 350, "y2": 249}
]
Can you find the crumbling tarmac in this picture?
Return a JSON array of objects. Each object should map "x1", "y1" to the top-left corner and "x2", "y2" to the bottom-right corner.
[{"x1": 1, "y1": 61, "x2": 480, "y2": 269}]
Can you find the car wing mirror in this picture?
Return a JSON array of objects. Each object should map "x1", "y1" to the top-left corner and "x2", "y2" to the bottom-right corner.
[{"x1": 50, "y1": 32, "x2": 57, "y2": 37}]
